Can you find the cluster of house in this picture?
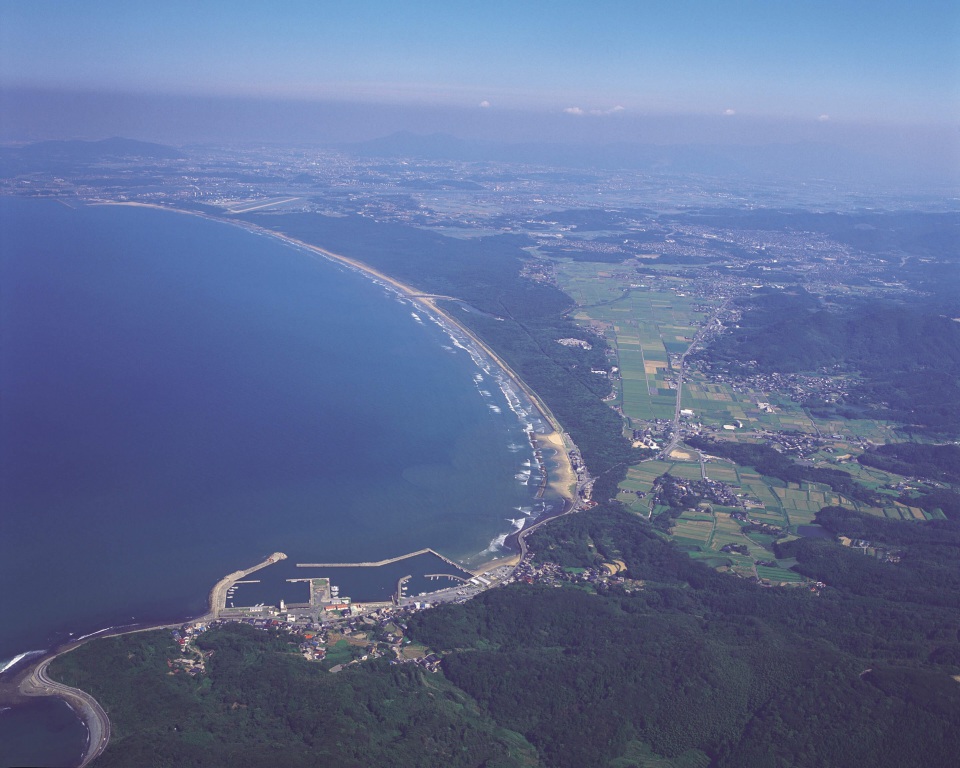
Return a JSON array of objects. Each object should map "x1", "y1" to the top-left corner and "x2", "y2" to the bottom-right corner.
[
  {"x1": 652, "y1": 473, "x2": 741, "y2": 510},
  {"x1": 170, "y1": 597, "x2": 461, "y2": 677},
  {"x1": 693, "y1": 363, "x2": 853, "y2": 414},
  {"x1": 838, "y1": 536, "x2": 902, "y2": 564}
]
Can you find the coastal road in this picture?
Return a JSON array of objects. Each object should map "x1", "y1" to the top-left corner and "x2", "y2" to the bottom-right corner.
[{"x1": 20, "y1": 655, "x2": 110, "y2": 767}]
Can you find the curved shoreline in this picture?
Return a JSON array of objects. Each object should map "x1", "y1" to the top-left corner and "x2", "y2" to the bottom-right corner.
[
  {"x1": 16, "y1": 654, "x2": 110, "y2": 767},
  {"x1": 100, "y1": 201, "x2": 580, "y2": 519},
  {"x1": 0, "y1": 551, "x2": 287, "y2": 767},
  {"x1": 3, "y1": 199, "x2": 585, "y2": 764}
]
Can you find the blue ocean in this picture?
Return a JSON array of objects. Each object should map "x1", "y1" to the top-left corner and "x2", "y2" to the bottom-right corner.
[{"x1": 0, "y1": 198, "x2": 546, "y2": 765}]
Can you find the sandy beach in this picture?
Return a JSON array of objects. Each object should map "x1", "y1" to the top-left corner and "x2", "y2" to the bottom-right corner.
[
  {"x1": 98, "y1": 201, "x2": 580, "y2": 519},
  {"x1": 255, "y1": 235, "x2": 580, "y2": 514}
]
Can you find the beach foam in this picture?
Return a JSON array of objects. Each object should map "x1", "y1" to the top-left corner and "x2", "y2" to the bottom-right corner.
[{"x1": 0, "y1": 650, "x2": 46, "y2": 675}]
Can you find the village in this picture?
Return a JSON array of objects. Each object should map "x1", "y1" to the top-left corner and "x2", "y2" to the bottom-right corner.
[{"x1": 165, "y1": 548, "x2": 648, "y2": 679}]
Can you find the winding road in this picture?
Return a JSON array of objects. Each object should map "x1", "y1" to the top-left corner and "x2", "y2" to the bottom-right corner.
[{"x1": 19, "y1": 654, "x2": 110, "y2": 767}]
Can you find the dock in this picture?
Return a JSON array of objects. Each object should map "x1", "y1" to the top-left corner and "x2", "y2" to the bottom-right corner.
[
  {"x1": 396, "y1": 575, "x2": 412, "y2": 603},
  {"x1": 209, "y1": 552, "x2": 287, "y2": 618},
  {"x1": 297, "y1": 548, "x2": 474, "y2": 576}
]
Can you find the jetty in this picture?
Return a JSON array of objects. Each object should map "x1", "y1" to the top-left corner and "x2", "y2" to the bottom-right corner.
[
  {"x1": 209, "y1": 552, "x2": 287, "y2": 618},
  {"x1": 297, "y1": 548, "x2": 473, "y2": 576},
  {"x1": 425, "y1": 573, "x2": 469, "y2": 583}
]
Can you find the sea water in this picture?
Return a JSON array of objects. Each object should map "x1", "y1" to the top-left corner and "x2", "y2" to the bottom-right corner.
[{"x1": 0, "y1": 198, "x2": 550, "y2": 763}]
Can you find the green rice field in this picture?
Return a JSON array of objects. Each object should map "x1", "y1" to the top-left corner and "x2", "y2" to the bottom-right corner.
[{"x1": 552, "y1": 257, "x2": 948, "y2": 580}]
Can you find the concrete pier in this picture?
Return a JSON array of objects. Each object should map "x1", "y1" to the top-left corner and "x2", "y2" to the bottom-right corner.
[
  {"x1": 425, "y1": 573, "x2": 469, "y2": 583},
  {"x1": 396, "y1": 575, "x2": 412, "y2": 604},
  {"x1": 297, "y1": 548, "x2": 474, "y2": 576},
  {"x1": 209, "y1": 552, "x2": 287, "y2": 618}
]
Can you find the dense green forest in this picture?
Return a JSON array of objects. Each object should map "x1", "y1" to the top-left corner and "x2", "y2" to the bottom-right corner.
[
  {"x1": 51, "y1": 625, "x2": 537, "y2": 768},
  {"x1": 698, "y1": 290, "x2": 960, "y2": 432},
  {"x1": 858, "y1": 442, "x2": 960, "y2": 483},
  {"x1": 412, "y1": 505, "x2": 960, "y2": 767},
  {"x1": 777, "y1": 507, "x2": 960, "y2": 610},
  {"x1": 52, "y1": 504, "x2": 960, "y2": 767}
]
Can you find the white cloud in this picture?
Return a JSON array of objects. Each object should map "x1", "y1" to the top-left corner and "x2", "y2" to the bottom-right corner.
[
  {"x1": 564, "y1": 105, "x2": 624, "y2": 116},
  {"x1": 724, "y1": 108, "x2": 736, "y2": 116},
  {"x1": 818, "y1": 113, "x2": 830, "y2": 121},
  {"x1": 479, "y1": 100, "x2": 491, "y2": 108}
]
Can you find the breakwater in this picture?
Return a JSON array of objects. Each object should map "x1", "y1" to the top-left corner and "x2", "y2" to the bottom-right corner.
[
  {"x1": 209, "y1": 553, "x2": 287, "y2": 618},
  {"x1": 297, "y1": 548, "x2": 474, "y2": 576}
]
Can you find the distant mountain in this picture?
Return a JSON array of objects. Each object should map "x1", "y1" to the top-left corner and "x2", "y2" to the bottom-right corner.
[
  {"x1": 0, "y1": 136, "x2": 183, "y2": 175},
  {"x1": 342, "y1": 131, "x2": 917, "y2": 185}
]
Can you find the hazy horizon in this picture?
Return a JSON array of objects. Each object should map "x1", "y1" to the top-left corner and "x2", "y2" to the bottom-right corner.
[{"x1": 1, "y1": 1, "x2": 957, "y2": 178}]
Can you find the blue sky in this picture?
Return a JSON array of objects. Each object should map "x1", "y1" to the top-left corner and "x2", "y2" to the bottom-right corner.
[
  {"x1": 1, "y1": 0, "x2": 957, "y2": 151},
  {"x1": 2, "y1": 1, "x2": 956, "y2": 120}
]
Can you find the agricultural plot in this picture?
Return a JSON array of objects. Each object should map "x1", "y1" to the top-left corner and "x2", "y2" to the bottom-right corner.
[
  {"x1": 557, "y1": 262, "x2": 711, "y2": 426},
  {"x1": 703, "y1": 463, "x2": 740, "y2": 483},
  {"x1": 552, "y1": 257, "x2": 943, "y2": 582},
  {"x1": 667, "y1": 462, "x2": 704, "y2": 480},
  {"x1": 804, "y1": 415, "x2": 900, "y2": 443},
  {"x1": 756, "y1": 565, "x2": 807, "y2": 584},
  {"x1": 674, "y1": 372, "x2": 833, "y2": 436},
  {"x1": 555, "y1": 262, "x2": 631, "y2": 305},
  {"x1": 671, "y1": 514, "x2": 714, "y2": 549}
]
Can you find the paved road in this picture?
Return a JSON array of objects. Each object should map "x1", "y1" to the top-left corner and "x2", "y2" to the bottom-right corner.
[
  {"x1": 660, "y1": 299, "x2": 732, "y2": 460},
  {"x1": 20, "y1": 655, "x2": 110, "y2": 767}
]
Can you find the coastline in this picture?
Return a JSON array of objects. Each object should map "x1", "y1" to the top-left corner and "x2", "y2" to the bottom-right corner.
[
  {"x1": 0, "y1": 550, "x2": 288, "y2": 767},
  {"x1": 230, "y1": 224, "x2": 583, "y2": 559},
  {"x1": 97, "y1": 201, "x2": 581, "y2": 521},
  {"x1": 207, "y1": 552, "x2": 287, "y2": 619},
  {"x1": 12, "y1": 653, "x2": 110, "y2": 768},
  {"x1": 2, "y1": 199, "x2": 586, "y2": 765}
]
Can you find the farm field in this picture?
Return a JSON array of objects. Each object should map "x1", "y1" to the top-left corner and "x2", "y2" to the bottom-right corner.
[
  {"x1": 558, "y1": 262, "x2": 711, "y2": 425},
  {"x1": 552, "y1": 257, "x2": 949, "y2": 582}
]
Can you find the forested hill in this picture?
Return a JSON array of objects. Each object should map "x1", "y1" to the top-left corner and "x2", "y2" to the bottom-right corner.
[
  {"x1": 858, "y1": 443, "x2": 960, "y2": 484},
  {"x1": 51, "y1": 504, "x2": 960, "y2": 768},
  {"x1": 699, "y1": 290, "x2": 960, "y2": 432},
  {"x1": 408, "y1": 504, "x2": 960, "y2": 768}
]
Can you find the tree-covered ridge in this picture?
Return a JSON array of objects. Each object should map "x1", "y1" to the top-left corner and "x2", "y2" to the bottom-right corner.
[
  {"x1": 49, "y1": 503, "x2": 960, "y2": 768},
  {"x1": 50, "y1": 624, "x2": 537, "y2": 768},
  {"x1": 239, "y1": 212, "x2": 566, "y2": 320},
  {"x1": 858, "y1": 442, "x2": 960, "y2": 484},
  {"x1": 407, "y1": 505, "x2": 960, "y2": 768},
  {"x1": 698, "y1": 290, "x2": 960, "y2": 432},
  {"x1": 452, "y1": 308, "x2": 642, "y2": 483},
  {"x1": 777, "y1": 507, "x2": 960, "y2": 611}
]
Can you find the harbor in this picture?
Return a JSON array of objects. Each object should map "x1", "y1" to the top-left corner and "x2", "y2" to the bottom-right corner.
[{"x1": 213, "y1": 548, "x2": 490, "y2": 622}]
